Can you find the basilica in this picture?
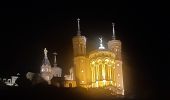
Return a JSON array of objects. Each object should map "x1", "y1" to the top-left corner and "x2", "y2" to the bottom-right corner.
[{"x1": 38, "y1": 19, "x2": 124, "y2": 95}]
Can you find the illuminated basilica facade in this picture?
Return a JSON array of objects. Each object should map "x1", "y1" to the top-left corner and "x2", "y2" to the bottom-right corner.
[
  {"x1": 38, "y1": 19, "x2": 124, "y2": 95},
  {"x1": 72, "y1": 19, "x2": 124, "y2": 95}
]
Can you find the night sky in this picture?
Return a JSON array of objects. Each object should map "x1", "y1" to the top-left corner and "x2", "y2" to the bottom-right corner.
[{"x1": 0, "y1": 1, "x2": 169, "y2": 97}]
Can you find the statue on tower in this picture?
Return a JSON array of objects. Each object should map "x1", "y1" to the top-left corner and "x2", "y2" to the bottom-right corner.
[
  {"x1": 99, "y1": 37, "x2": 105, "y2": 49},
  {"x1": 99, "y1": 37, "x2": 103, "y2": 44},
  {"x1": 44, "y1": 48, "x2": 48, "y2": 57}
]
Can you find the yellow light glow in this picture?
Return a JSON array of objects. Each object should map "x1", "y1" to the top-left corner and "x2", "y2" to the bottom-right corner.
[
  {"x1": 102, "y1": 65, "x2": 105, "y2": 79},
  {"x1": 118, "y1": 74, "x2": 120, "y2": 77},
  {"x1": 118, "y1": 84, "x2": 120, "y2": 87},
  {"x1": 81, "y1": 70, "x2": 84, "y2": 72},
  {"x1": 117, "y1": 63, "x2": 120, "y2": 66},
  {"x1": 111, "y1": 81, "x2": 113, "y2": 85},
  {"x1": 105, "y1": 59, "x2": 109, "y2": 62},
  {"x1": 92, "y1": 61, "x2": 95, "y2": 64},
  {"x1": 103, "y1": 80, "x2": 106, "y2": 85},
  {"x1": 82, "y1": 81, "x2": 84, "y2": 83},
  {"x1": 97, "y1": 59, "x2": 102, "y2": 63},
  {"x1": 96, "y1": 81, "x2": 98, "y2": 87}
]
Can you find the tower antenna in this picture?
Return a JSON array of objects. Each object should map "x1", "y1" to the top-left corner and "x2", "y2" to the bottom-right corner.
[
  {"x1": 53, "y1": 52, "x2": 57, "y2": 67},
  {"x1": 112, "y1": 23, "x2": 116, "y2": 40},
  {"x1": 44, "y1": 48, "x2": 48, "y2": 58},
  {"x1": 77, "y1": 18, "x2": 81, "y2": 36}
]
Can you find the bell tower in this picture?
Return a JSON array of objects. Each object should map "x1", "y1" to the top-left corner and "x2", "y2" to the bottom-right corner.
[
  {"x1": 108, "y1": 23, "x2": 124, "y2": 95},
  {"x1": 72, "y1": 18, "x2": 86, "y2": 57},
  {"x1": 72, "y1": 19, "x2": 89, "y2": 87},
  {"x1": 108, "y1": 23, "x2": 121, "y2": 60}
]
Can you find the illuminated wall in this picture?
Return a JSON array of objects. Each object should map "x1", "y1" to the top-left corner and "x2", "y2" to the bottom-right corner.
[
  {"x1": 108, "y1": 40, "x2": 121, "y2": 60},
  {"x1": 114, "y1": 60, "x2": 124, "y2": 95},
  {"x1": 72, "y1": 34, "x2": 90, "y2": 88},
  {"x1": 41, "y1": 65, "x2": 53, "y2": 83},
  {"x1": 64, "y1": 80, "x2": 77, "y2": 87},
  {"x1": 108, "y1": 39, "x2": 124, "y2": 95},
  {"x1": 72, "y1": 35, "x2": 86, "y2": 57},
  {"x1": 74, "y1": 56, "x2": 90, "y2": 88},
  {"x1": 89, "y1": 50, "x2": 115, "y2": 88}
]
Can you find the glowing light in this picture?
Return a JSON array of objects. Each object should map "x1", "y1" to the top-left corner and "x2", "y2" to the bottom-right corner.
[
  {"x1": 105, "y1": 59, "x2": 109, "y2": 62},
  {"x1": 111, "y1": 81, "x2": 113, "y2": 85},
  {"x1": 118, "y1": 74, "x2": 120, "y2": 77},
  {"x1": 118, "y1": 84, "x2": 120, "y2": 87},
  {"x1": 82, "y1": 81, "x2": 84, "y2": 83},
  {"x1": 122, "y1": 90, "x2": 125, "y2": 95},
  {"x1": 97, "y1": 59, "x2": 102, "y2": 63},
  {"x1": 102, "y1": 65, "x2": 105, "y2": 79},
  {"x1": 103, "y1": 79, "x2": 106, "y2": 86},
  {"x1": 96, "y1": 81, "x2": 98, "y2": 87},
  {"x1": 99, "y1": 46, "x2": 105, "y2": 49},
  {"x1": 115, "y1": 83, "x2": 117, "y2": 86},
  {"x1": 81, "y1": 70, "x2": 84, "y2": 72},
  {"x1": 117, "y1": 63, "x2": 120, "y2": 66}
]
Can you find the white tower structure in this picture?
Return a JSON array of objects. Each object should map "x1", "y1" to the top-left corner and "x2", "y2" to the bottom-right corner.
[
  {"x1": 52, "y1": 52, "x2": 62, "y2": 77},
  {"x1": 40, "y1": 48, "x2": 53, "y2": 84}
]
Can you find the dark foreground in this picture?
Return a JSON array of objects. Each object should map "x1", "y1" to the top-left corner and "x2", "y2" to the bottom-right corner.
[{"x1": 0, "y1": 85, "x2": 161, "y2": 100}]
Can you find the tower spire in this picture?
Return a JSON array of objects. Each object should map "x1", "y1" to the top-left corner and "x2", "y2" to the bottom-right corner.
[
  {"x1": 77, "y1": 18, "x2": 81, "y2": 36},
  {"x1": 44, "y1": 48, "x2": 48, "y2": 58},
  {"x1": 112, "y1": 23, "x2": 116, "y2": 40},
  {"x1": 42, "y1": 48, "x2": 51, "y2": 66},
  {"x1": 53, "y1": 52, "x2": 57, "y2": 67}
]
